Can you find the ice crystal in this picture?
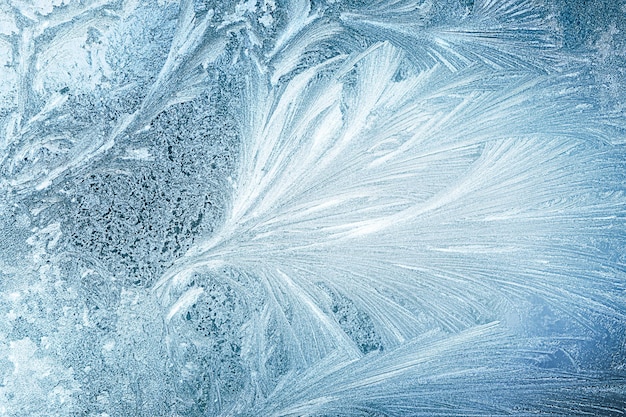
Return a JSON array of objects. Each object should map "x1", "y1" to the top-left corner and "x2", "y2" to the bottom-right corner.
[{"x1": 0, "y1": 0, "x2": 625, "y2": 415}]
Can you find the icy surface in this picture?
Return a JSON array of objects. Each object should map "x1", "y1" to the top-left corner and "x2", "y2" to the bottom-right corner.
[{"x1": 0, "y1": 0, "x2": 625, "y2": 415}]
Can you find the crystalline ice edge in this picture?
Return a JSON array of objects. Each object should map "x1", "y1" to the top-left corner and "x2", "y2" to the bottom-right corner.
[{"x1": 0, "y1": 0, "x2": 625, "y2": 415}]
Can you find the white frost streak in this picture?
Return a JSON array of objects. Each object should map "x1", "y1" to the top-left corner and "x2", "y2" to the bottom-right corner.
[{"x1": 157, "y1": 8, "x2": 625, "y2": 411}]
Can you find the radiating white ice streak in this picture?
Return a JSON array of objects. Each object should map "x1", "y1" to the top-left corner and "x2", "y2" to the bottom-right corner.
[
  {"x1": 111, "y1": 0, "x2": 231, "y2": 141},
  {"x1": 159, "y1": 42, "x2": 620, "y2": 330},
  {"x1": 255, "y1": 322, "x2": 617, "y2": 416},
  {"x1": 341, "y1": 0, "x2": 562, "y2": 72},
  {"x1": 151, "y1": 5, "x2": 626, "y2": 414}
]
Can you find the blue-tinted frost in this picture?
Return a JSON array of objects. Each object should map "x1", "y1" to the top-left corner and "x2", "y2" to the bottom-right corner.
[{"x1": 0, "y1": 0, "x2": 625, "y2": 415}]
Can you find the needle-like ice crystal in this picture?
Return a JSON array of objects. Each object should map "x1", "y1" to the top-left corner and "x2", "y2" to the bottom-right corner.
[{"x1": 0, "y1": 0, "x2": 625, "y2": 415}]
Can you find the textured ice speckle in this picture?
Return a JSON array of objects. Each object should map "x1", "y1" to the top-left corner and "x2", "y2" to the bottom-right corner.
[{"x1": 1, "y1": 0, "x2": 626, "y2": 415}]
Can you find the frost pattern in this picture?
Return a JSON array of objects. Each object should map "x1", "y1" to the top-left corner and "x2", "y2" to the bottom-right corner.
[{"x1": 0, "y1": 0, "x2": 625, "y2": 416}]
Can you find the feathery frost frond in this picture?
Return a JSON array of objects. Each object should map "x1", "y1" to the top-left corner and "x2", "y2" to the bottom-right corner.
[{"x1": 154, "y1": 4, "x2": 625, "y2": 412}]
